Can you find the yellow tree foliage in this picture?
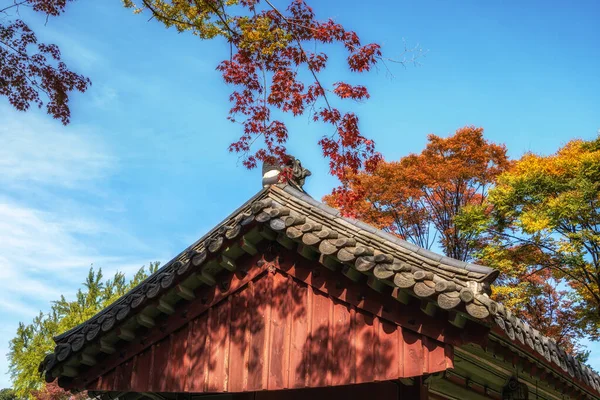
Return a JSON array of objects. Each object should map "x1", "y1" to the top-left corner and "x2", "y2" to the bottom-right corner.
[{"x1": 460, "y1": 135, "x2": 600, "y2": 354}]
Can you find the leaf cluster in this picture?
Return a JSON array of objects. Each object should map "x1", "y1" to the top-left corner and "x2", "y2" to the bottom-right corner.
[
  {"x1": 325, "y1": 126, "x2": 510, "y2": 261},
  {"x1": 0, "y1": 0, "x2": 90, "y2": 124}
]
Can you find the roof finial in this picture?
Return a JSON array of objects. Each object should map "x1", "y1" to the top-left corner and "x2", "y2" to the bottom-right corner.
[{"x1": 261, "y1": 156, "x2": 311, "y2": 191}]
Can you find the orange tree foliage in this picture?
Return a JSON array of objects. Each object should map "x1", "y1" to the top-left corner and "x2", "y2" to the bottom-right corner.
[
  {"x1": 0, "y1": 0, "x2": 90, "y2": 124},
  {"x1": 32, "y1": 382, "x2": 86, "y2": 400},
  {"x1": 325, "y1": 126, "x2": 510, "y2": 261},
  {"x1": 459, "y1": 135, "x2": 600, "y2": 354},
  {"x1": 124, "y1": 0, "x2": 388, "y2": 178}
]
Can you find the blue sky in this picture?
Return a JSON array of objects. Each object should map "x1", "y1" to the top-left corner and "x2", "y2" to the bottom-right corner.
[{"x1": 1, "y1": 0, "x2": 599, "y2": 388}]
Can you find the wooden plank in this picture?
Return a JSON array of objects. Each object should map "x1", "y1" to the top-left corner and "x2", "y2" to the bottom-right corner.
[
  {"x1": 113, "y1": 360, "x2": 133, "y2": 391},
  {"x1": 207, "y1": 299, "x2": 231, "y2": 392},
  {"x1": 80, "y1": 260, "x2": 461, "y2": 395},
  {"x1": 355, "y1": 310, "x2": 375, "y2": 383},
  {"x1": 247, "y1": 279, "x2": 268, "y2": 391},
  {"x1": 331, "y1": 300, "x2": 354, "y2": 386},
  {"x1": 371, "y1": 313, "x2": 382, "y2": 380},
  {"x1": 398, "y1": 325, "x2": 406, "y2": 377},
  {"x1": 151, "y1": 337, "x2": 170, "y2": 392},
  {"x1": 129, "y1": 349, "x2": 148, "y2": 392},
  {"x1": 98, "y1": 368, "x2": 115, "y2": 391},
  {"x1": 403, "y1": 327, "x2": 424, "y2": 378},
  {"x1": 425, "y1": 337, "x2": 448, "y2": 374},
  {"x1": 261, "y1": 272, "x2": 273, "y2": 391},
  {"x1": 422, "y1": 334, "x2": 430, "y2": 375},
  {"x1": 267, "y1": 272, "x2": 292, "y2": 390},
  {"x1": 289, "y1": 277, "x2": 309, "y2": 388},
  {"x1": 165, "y1": 326, "x2": 191, "y2": 392},
  {"x1": 282, "y1": 275, "x2": 293, "y2": 389},
  {"x1": 187, "y1": 313, "x2": 209, "y2": 392},
  {"x1": 112, "y1": 363, "x2": 125, "y2": 391},
  {"x1": 309, "y1": 287, "x2": 331, "y2": 387},
  {"x1": 228, "y1": 288, "x2": 250, "y2": 393},
  {"x1": 279, "y1": 252, "x2": 460, "y2": 345},
  {"x1": 444, "y1": 344, "x2": 454, "y2": 369},
  {"x1": 325, "y1": 289, "x2": 334, "y2": 387},
  {"x1": 378, "y1": 319, "x2": 400, "y2": 381}
]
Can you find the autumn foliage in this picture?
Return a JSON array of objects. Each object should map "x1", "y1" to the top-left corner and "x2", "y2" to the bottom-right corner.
[
  {"x1": 125, "y1": 0, "x2": 384, "y2": 178},
  {"x1": 326, "y1": 127, "x2": 600, "y2": 357},
  {"x1": 0, "y1": 0, "x2": 90, "y2": 124},
  {"x1": 325, "y1": 126, "x2": 510, "y2": 261},
  {"x1": 462, "y1": 135, "x2": 600, "y2": 354},
  {"x1": 32, "y1": 382, "x2": 86, "y2": 400}
]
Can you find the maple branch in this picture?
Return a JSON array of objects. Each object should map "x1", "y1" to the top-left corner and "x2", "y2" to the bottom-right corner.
[
  {"x1": 0, "y1": 0, "x2": 28, "y2": 14},
  {"x1": 263, "y1": 0, "x2": 334, "y2": 113},
  {"x1": 263, "y1": 0, "x2": 361, "y2": 183},
  {"x1": 0, "y1": 39, "x2": 51, "y2": 100}
]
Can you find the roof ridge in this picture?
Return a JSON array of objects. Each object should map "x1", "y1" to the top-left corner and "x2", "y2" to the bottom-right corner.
[{"x1": 275, "y1": 184, "x2": 499, "y2": 282}]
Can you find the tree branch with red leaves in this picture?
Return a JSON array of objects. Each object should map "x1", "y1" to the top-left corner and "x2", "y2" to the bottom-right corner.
[
  {"x1": 124, "y1": 0, "x2": 421, "y2": 178},
  {"x1": 0, "y1": 0, "x2": 90, "y2": 124}
]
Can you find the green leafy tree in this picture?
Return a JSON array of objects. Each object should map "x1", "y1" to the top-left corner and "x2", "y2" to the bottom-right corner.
[
  {"x1": 8, "y1": 262, "x2": 160, "y2": 399},
  {"x1": 0, "y1": 389, "x2": 18, "y2": 400}
]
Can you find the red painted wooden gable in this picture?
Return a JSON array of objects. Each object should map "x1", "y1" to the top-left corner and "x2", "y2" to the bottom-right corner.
[{"x1": 87, "y1": 257, "x2": 454, "y2": 394}]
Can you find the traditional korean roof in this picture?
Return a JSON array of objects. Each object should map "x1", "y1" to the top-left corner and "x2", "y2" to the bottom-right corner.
[{"x1": 40, "y1": 180, "x2": 600, "y2": 397}]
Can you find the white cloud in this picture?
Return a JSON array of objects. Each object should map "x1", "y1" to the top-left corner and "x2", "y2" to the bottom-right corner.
[
  {"x1": 0, "y1": 197, "x2": 160, "y2": 388},
  {"x1": 0, "y1": 105, "x2": 115, "y2": 189},
  {"x1": 0, "y1": 107, "x2": 163, "y2": 389}
]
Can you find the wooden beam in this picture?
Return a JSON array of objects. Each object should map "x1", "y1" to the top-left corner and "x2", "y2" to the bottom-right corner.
[
  {"x1": 175, "y1": 284, "x2": 195, "y2": 300},
  {"x1": 240, "y1": 236, "x2": 258, "y2": 255},
  {"x1": 219, "y1": 255, "x2": 236, "y2": 271},
  {"x1": 276, "y1": 232, "x2": 295, "y2": 249},
  {"x1": 420, "y1": 301, "x2": 437, "y2": 317},
  {"x1": 393, "y1": 288, "x2": 411, "y2": 305},
  {"x1": 257, "y1": 225, "x2": 277, "y2": 240},
  {"x1": 398, "y1": 378, "x2": 414, "y2": 386},
  {"x1": 297, "y1": 243, "x2": 319, "y2": 260},
  {"x1": 319, "y1": 254, "x2": 341, "y2": 271},
  {"x1": 60, "y1": 365, "x2": 78, "y2": 378},
  {"x1": 195, "y1": 271, "x2": 216, "y2": 286},
  {"x1": 117, "y1": 327, "x2": 135, "y2": 341},
  {"x1": 78, "y1": 353, "x2": 96, "y2": 367},
  {"x1": 157, "y1": 299, "x2": 174, "y2": 315},
  {"x1": 137, "y1": 314, "x2": 155, "y2": 328},
  {"x1": 342, "y1": 265, "x2": 362, "y2": 282},
  {"x1": 449, "y1": 311, "x2": 467, "y2": 329},
  {"x1": 367, "y1": 276, "x2": 386, "y2": 292},
  {"x1": 99, "y1": 338, "x2": 115, "y2": 354}
]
